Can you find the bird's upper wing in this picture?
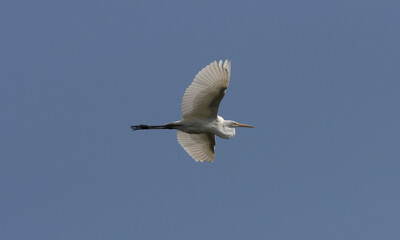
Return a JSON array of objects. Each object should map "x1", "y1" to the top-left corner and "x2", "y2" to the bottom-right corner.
[
  {"x1": 177, "y1": 130, "x2": 215, "y2": 162},
  {"x1": 181, "y1": 60, "x2": 231, "y2": 119}
]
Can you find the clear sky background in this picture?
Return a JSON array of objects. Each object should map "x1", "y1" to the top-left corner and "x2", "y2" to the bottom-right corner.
[{"x1": 1, "y1": 0, "x2": 400, "y2": 239}]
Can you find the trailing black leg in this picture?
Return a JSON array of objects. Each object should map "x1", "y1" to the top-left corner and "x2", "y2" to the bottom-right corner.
[{"x1": 130, "y1": 123, "x2": 180, "y2": 131}]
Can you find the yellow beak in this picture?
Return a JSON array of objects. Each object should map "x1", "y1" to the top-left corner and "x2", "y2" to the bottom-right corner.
[{"x1": 235, "y1": 123, "x2": 254, "y2": 128}]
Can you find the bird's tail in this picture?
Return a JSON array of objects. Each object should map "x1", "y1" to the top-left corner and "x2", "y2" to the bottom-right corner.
[{"x1": 130, "y1": 123, "x2": 180, "y2": 131}]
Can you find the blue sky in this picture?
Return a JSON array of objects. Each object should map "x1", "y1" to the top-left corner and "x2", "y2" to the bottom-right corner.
[{"x1": 1, "y1": 0, "x2": 400, "y2": 239}]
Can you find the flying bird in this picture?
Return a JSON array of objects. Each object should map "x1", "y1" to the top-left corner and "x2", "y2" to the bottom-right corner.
[{"x1": 131, "y1": 60, "x2": 253, "y2": 162}]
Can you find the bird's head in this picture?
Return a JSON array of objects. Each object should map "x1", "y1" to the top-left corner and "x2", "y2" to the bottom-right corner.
[{"x1": 218, "y1": 118, "x2": 254, "y2": 139}]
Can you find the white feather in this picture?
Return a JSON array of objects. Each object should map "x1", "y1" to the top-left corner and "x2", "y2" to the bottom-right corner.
[
  {"x1": 181, "y1": 60, "x2": 231, "y2": 119},
  {"x1": 177, "y1": 130, "x2": 215, "y2": 162}
]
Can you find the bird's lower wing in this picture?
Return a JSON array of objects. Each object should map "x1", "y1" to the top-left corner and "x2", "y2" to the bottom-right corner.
[{"x1": 177, "y1": 131, "x2": 215, "y2": 162}]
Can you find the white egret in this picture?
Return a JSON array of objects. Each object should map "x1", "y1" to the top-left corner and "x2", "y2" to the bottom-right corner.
[{"x1": 131, "y1": 60, "x2": 254, "y2": 162}]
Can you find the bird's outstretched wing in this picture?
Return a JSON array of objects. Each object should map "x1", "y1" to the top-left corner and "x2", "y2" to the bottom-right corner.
[
  {"x1": 181, "y1": 60, "x2": 231, "y2": 119},
  {"x1": 177, "y1": 130, "x2": 215, "y2": 162}
]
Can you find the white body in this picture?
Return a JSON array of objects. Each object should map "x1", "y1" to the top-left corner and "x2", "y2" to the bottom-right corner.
[{"x1": 176, "y1": 116, "x2": 235, "y2": 139}]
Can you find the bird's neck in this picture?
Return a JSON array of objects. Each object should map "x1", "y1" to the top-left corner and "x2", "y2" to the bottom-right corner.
[{"x1": 215, "y1": 118, "x2": 236, "y2": 139}]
